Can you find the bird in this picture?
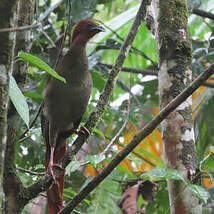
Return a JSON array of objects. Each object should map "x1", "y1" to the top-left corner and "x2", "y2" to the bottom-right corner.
[{"x1": 41, "y1": 19, "x2": 105, "y2": 214}]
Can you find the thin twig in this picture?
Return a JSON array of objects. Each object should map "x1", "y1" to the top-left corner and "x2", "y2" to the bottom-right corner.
[
  {"x1": 100, "y1": 63, "x2": 214, "y2": 88},
  {"x1": 38, "y1": 0, "x2": 64, "y2": 22},
  {"x1": 0, "y1": 23, "x2": 41, "y2": 33},
  {"x1": 19, "y1": 101, "x2": 43, "y2": 139},
  {"x1": 42, "y1": 30, "x2": 56, "y2": 47},
  {"x1": 99, "y1": 21, "x2": 157, "y2": 66},
  {"x1": 99, "y1": 63, "x2": 157, "y2": 75},
  {"x1": 16, "y1": 166, "x2": 45, "y2": 176},
  {"x1": 59, "y1": 63, "x2": 214, "y2": 213},
  {"x1": 102, "y1": 72, "x2": 132, "y2": 154}
]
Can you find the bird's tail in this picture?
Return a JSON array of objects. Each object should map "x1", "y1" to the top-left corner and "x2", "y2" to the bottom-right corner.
[{"x1": 45, "y1": 138, "x2": 67, "y2": 214}]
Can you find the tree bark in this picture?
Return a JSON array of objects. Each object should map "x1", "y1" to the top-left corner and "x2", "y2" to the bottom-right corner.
[
  {"x1": 148, "y1": 0, "x2": 201, "y2": 213},
  {"x1": 0, "y1": 0, "x2": 18, "y2": 208},
  {"x1": 3, "y1": 0, "x2": 35, "y2": 213}
]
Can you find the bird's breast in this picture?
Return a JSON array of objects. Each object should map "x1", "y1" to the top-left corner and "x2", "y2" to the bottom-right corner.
[{"x1": 43, "y1": 73, "x2": 92, "y2": 132}]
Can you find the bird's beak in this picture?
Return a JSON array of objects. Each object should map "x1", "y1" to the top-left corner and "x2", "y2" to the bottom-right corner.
[{"x1": 91, "y1": 24, "x2": 105, "y2": 32}]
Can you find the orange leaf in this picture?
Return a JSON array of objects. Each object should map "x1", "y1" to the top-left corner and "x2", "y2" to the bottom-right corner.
[
  {"x1": 86, "y1": 165, "x2": 96, "y2": 176},
  {"x1": 203, "y1": 173, "x2": 212, "y2": 187},
  {"x1": 147, "y1": 134, "x2": 160, "y2": 159},
  {"x1": 153, "y1": 107, "x2": 159, "y2": 115},
  {"x1": 154, "y1": 129, "x2": 163, "y2": 153},
  {"x1": 121, "y1": 158, "x2": 133, "y2": 172},
  {"x1": 124, "y1": 132, "x2": 132, "y2": 144}
]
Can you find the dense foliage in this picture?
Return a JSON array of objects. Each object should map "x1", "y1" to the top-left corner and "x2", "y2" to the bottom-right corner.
[{"x1": 11, "y1": 0, "x2": 214, "y2": 213}]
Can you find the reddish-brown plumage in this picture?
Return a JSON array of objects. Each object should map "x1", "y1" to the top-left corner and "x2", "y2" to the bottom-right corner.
[{"x1": 41, "y1": 19, "x2": 104, "y2": 214}]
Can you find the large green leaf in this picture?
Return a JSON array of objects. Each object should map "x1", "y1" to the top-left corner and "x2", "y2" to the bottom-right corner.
[
  {"x1": 18, "y1": 52, "x2": 66, "y2": 83},
  {"x1": 137, "y1": 147, "x2": 165, "y2": 167},
  {"x1": 200, "y1": 148, "x2": 214, "y2": 170},
  {"x1": 142, "y1": 168, "x2": 185, "y2": 182},
  {"x1": 9, "y1": 76, "x2": 29, "y2": 127},
  {"x1": 187, "y1": 184, "x2": 210, "y2": 203},
  {"x1": 86, "y1": 154, "x2": 106, "y2": 166},
  {"x1": 66, "y1": 160, "x2": 86, "y2": 176}
]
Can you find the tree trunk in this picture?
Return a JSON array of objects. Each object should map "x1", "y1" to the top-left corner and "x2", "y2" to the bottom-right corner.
[
  {"x1": 0, "y1": 0, "x2": 18, "y2": 208},
  {"x1": 3, "y1": 0, "x2": 35, "y2": 213},
  {"x1": 148, "y1": 0, "x2": 201, "y2": 213}
]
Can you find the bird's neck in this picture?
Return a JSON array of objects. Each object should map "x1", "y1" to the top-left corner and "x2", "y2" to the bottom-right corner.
[
  {"x1": 58, "y1": 42, "x2": 88, "y2": 82},
  {"x1": 70, "y1": 42, "x2": 87, "y2": 58}
]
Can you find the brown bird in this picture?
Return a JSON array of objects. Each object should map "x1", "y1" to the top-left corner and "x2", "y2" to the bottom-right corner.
[{"x1": 41, "y1": 19, "x2": 104, "y2": 214}]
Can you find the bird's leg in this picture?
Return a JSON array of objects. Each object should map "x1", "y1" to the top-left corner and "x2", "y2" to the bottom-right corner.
[
  {"x1": 47, "y1": 146, "x2": 63, "y2": 183},
  {"x1": 47, "y1": 125, "x2": 63, "y2": 183}
]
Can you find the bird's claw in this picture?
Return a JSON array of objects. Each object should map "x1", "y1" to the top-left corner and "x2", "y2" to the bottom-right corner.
[
  {"x1": 47, "y1": 163, "x2": 63, "y2": 184},
  {"x1": 79, "y1": 126, "x2": 90, "y2": 137},
  {"x1": 72, "y1": 126, "x2": 90, "y2": 137}
]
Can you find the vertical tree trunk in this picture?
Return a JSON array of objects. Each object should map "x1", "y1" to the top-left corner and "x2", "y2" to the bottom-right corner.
[
  {"x1": 0, "y1": 0, "x2": 18, "y2": 206},
  {"x1": 3, "y1": 0, "x2": 35, "y2": 213},
  {"x1": 148, "y1": 0, "x2": 201, "y2": 213}
]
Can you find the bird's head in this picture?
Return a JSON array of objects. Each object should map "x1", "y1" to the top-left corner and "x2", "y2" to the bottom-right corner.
[{"x1": 71, "y1": 19, "x2": 105, "y2": 44}]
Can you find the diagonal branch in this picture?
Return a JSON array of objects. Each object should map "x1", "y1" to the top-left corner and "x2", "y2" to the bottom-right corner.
[
  {"x1": 59, "y1": 63, "x2": 214, "y2": 213},
  {"x1": 192, "y1": 9, "x2": 214, "y2": 21}
]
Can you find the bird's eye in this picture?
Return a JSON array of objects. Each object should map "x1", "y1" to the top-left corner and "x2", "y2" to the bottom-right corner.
[{"x1": 86, "y1": 22, "x2": 95, "y2": 31}]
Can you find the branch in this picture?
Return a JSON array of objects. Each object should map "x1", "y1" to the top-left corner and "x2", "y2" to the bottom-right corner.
[
  {"x1": 59, "y1": 63, "x2": 214, "y2": 213},
  {"x1": 0, "y1": 23, "x2": 41, "y2": 33},
  {"x1": 24, "y1": 0, "x2": 148, "y2": 201},
  {"x1": 102, "y1": 72, "x2": 132, "y2": 154},
  {"x1": 16, "y1": 166, "x2": 45, "y2": 176},
  {"x1": 98, "y1": 62, "x2": 157, "y2": 75},
  {"x1": 192, "y1": 9, "x2": 214, "y2": 21},
  {"x1": 100, "y1": 63, "x2": 214, "y2": 88}
]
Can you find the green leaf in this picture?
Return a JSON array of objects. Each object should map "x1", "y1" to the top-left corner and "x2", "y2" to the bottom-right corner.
[
  {"x1": 34, "y1": 164, "x2": 44, "y2": 170},
  {"x1": 66, "y1": 161, "x2": 86, "y2": 176},
  {"x1": 137, "y1": 147, "x2": 165, "y2": 167},
  {"x1": 207, "y1": 169, "x2": 214, "y2": 184},
  {"x1": 200, "y1": 152, "x2": 214, "y2": 170},
  {"x1": 142, "y1": 168, "x2": 185, "y2": 181},
  {"x1": 93, "y1": 128, "x2": 105, "y2": 137},
  {"x1": 91, "y1": 71, "x2": 106, "y2": 92},
  {"x1": 187, "y1": 184, "x2": 210, "y2": 203},
  {"x1": 18, "y1": 52, "x2": 66, "y2": 83},
  {"x1": 9, "y1": 76, "x2": 29, "y2": 127},
  {"x1": 24, "y1": 91, "x2": 42, "y2": 100},
  {"x1": 86, "y1": 154, "x2": 105, "y2": 165},
  {"x1": 117, "y1": 164, "x2": 134, "y2": 177}
]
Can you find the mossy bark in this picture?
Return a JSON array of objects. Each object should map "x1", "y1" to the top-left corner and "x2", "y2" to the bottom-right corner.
[
  {"x1": 2, "y1": 0, "x2": 35, "y2": 213},
  {"x1": 0, "y1": 0, "x2": 18, "y2": 210},
  {"x1": 149, "y1": 0, "x2": 201, "y2": 213}
]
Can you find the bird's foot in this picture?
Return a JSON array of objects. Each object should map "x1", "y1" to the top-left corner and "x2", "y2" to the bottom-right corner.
[
  {"x1": 72, "y1": 126, "x2": 90, "y2": 137},
  {"x1": 79, "y1": 126, "x2": 90, "y2": 137},
  {"x1": 46, "y1": 163, "x2": 63, "y2": 184}
]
